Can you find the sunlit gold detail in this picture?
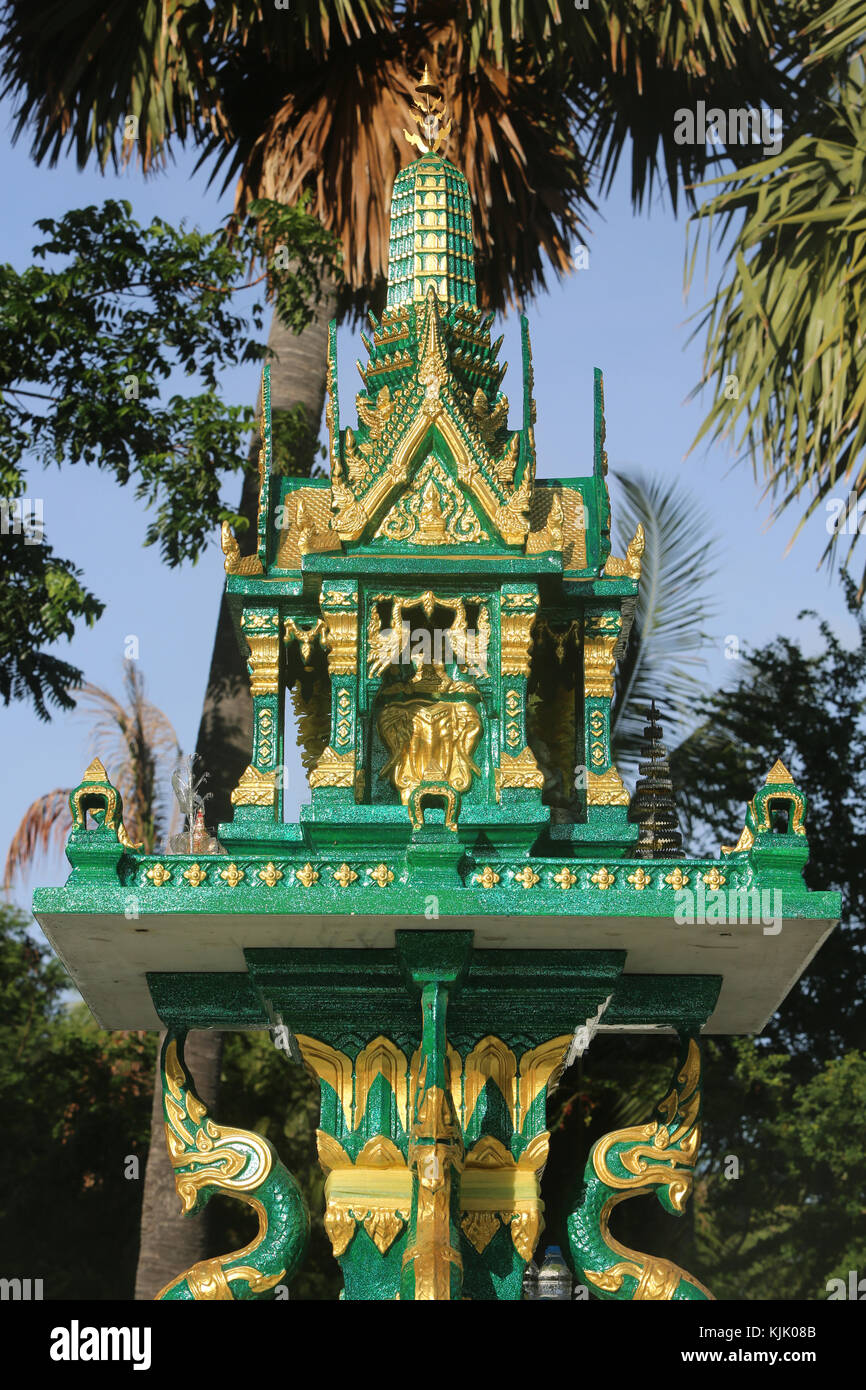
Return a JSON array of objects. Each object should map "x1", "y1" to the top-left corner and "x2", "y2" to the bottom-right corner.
[
  {"x1": 295, "y1": 863, "x2": 319, "y2": 888},
  {"x1": 584, "y1": 635, "x2": 619, "y2": 700},
  {"x1": 500, "y1": 606, "x2": 537, "y2": 676},
  {"x1": 321, "y1": 607, "x2": 358, "y2": 676},
  {"x1": 495, "y1": 747, "x2": 544, "y2": 799},
  {"x1": 513, "y1": 866, "x2": 540, "y2": 889},
  {"x1": 230, "y1": 764, "x2": 276, "y2": 807},
  {"x1": 309, "y1": 746, "x2": 356, "y2": 789},
  {"x1": 332, "y1": 863, "x2": 358, "y2": 888},
  {"x1": 183, "y1": 864, "x2": 207, "y2": 886},
  {"x1": 368, "y1": 863, "x2": 395, "y2": 887},
  {"x1": 508, "y1": 1210, "x2": 544, "y2": 1262},
  {"x1": 403, "y1": 66, "x2": 452, "y2": 157},
  {"x1": 518, "y1": 1037, "x2": 572, "y2": 1116},
  {"x1": 766, "y1": 759, "x2": 793, "y2": 784},
  {"x1": 219, "y1": 863, "x2": 244, "y2": 887},
  {"x1": 324, "y1": 1206, "x2": 356, "y2": 1259},
  {"x1": 378, "y1": 696, "x2": 482, "y2": 824},
  {"x1": 295, "y1": 1037, "x2": 353, "y2": 1129},
  {"x1": 283, "y1": 616, "x2": 326, "y2": 663},
  {"x1": 722, "y1": 824, "x2": 754, "y2": 855},
  {"x1": 665, "y1": 867, "x2": 691, "y2": 889},
  {"x1": 374, "y1": 458, "x2": 487, "y2": 547},
  {"x1": 474, "y1": 865, "x2": 500, "y2": 889},
  {"x1": 461, "y1": 1210, "x2": 501, "y2": 1254},
  {"x1": 220, "y1": 521, "x2": 263, "y2": 576},
  {"x1": 628, "y1": 868, "x2": 652, "y2": 890},
  {"x1": 146, "y1": 863, "x2": 171, "y2": 886},
  {"x1": 553, "y1": 866, "x2": 578, "y2": 890},
  {"x1": 591, "y1": 866, "x2": 616, "y2": 890},
  {"x1": 603, "y1": 523, "x2": 645, "y2": 580},
  {"x1": 702, "y1": 868, "x2": 726, "y2": 890},
  {"x1": 258, "y1": 862, "x2": 283, "y2": 887},
  {"x1": 585, "y1": 1040, "x2": 714, "y2": 1300},
  {"x1": 403, "y1": 1083, "x2": 464, "y2": 1300}
]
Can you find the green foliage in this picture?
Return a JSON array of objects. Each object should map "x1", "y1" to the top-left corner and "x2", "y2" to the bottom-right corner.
[
  {"x1": 213, "y1": 1032, "x2": 342, "y2": 1301},
  {"x1": 697, "y1": 1041, "x2": 866, "y2": 1300},
  {"x1": 672, "y1": 579, "x2": 866, "y2": 1062},
  {"x1": 0, "y1": 903, "x2": 157, "y2": 1298},
  {"x1": 0, "y1": 196, "x2": 336, "y2": 717},
  {"x1": 687, "y1": 46, "x2": 866, "y2": 594}
]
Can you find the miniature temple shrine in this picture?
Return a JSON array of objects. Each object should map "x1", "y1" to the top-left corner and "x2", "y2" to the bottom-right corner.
[{"x1": 33, "y1": 78, "x2": 840, "y2": 1302}]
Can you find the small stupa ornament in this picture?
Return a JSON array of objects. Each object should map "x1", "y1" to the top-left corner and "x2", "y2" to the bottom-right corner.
[{"x1": 404, "y1": 65, "x2": 452, "y2": 155}]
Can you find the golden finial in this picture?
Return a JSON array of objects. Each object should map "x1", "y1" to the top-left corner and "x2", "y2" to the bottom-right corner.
[{"x1": 404, "y1": 67, "x2": 452, "y2": 156}]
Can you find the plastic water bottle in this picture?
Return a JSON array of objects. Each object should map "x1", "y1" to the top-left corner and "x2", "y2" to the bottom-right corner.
[
  {"x1": 537, "y1": 1246, "x2": 572, "y2": 1300},
  {"x1": 522, "y1": 1260, "x2": 540, "y2": 1300}
]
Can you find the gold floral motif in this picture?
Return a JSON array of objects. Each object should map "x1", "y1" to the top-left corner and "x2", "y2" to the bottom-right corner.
[
  {"x1": 219, "y1": 863, "x2": 244, "y2": 887},
  {"x1": 368, "y1": 863, "x2": 394, "y2": 887},
  {"x1": 321, "y1": 608, "x2": 358, "y2": 676},
  {"x1": 553, "y1": 866, "x2": 578, "y2": 890},
  {"x1": 665, "y1": 867, "x2": 690, "y2": 889},
  {"x1": 591, "y1": 866, "x2": 616, "y2": 890},
  {"x1": 146, "y1": 863, "x2": 171, "y2": 886},
  {"x1": 295, "y1": 863, "x2": 319, "y2": 888},
  {"x1": 628, "y1": 868, "x2": 652, "y2": 890},
  {"x1": 333, "y1": 863, "x2": 358, "y2": 888},
  {"x1": 702, "y1": 868, "x2": 726, "y2": 890},
  {"x1": 183, "y1": 864, "x2": 207, "y2": 886},
  {"x1": 258, "y1": 862, "x2": 283, "y2": 887},
  {"x1": 513, "y1": 866, "x2": 540, "y2": 889},
  {"x1": 474, "y1": 865, "x2": 500, "y2": 889}
]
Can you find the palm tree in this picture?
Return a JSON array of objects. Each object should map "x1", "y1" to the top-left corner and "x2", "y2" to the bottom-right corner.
[
  {"x1": 2, "y1": 663, "x2": 230, "y2": 1295},
  {"x1": 4, "y1": 661, "x2": 180, "y2": 884},
  {"x1": 687, "y1": 5, "x2": 866, "y2": 596}
]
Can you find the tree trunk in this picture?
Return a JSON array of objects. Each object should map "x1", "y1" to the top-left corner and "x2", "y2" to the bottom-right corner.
[
  {"x1": 133, "y1": 279, "x2": 337, "y2": 1298},
  {"x1": 133, "y1": 1030, "x2": 223, "y2": 1300}
]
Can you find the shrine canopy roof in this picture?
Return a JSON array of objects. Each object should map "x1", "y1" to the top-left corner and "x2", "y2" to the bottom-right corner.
[{"x1": 223, "y1": 145, "x2": 632, "y2": 593}]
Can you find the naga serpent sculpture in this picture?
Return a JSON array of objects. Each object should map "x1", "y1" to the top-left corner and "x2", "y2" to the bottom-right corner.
[
  {"x1": 156, "y1": 1031, "x2": 309, "y2": 1300},
  {"x1": 567, "y1": 1034, "x2": 713, "y2": 1301}
]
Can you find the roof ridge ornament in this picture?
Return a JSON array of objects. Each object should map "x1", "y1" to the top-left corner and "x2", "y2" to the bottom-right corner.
[{"x1": 404, "y1": 66, "x2": 452, "y2": 156}]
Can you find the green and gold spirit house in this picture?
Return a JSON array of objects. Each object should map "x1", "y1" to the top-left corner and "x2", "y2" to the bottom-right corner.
[{"x1": 34, "y1": 83, "x2": 839, "y2": 1302}]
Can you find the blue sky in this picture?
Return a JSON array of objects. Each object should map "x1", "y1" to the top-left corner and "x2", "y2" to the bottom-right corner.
[{"x1": 1, "y1": 103, "x2": 856, "y2": 911}]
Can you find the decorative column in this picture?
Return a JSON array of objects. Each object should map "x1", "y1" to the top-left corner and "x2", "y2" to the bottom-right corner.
[
  {"x1": 583, "y1": 606, "x2": 630, "y2": 814},
  {"x1": 230, "y1": 606, "x2": 283, "y2": 823},
  {"x1": 310, "y1": 580, "x2": 362, "y2": 801},
  {"x1": 496, "y1": 583, "x2": 544, "y2": 802}
]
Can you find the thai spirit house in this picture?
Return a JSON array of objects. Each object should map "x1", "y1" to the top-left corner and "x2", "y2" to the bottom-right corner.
[{"x1": 34, "y1": 79, "x2": 839, "y2": 1302}]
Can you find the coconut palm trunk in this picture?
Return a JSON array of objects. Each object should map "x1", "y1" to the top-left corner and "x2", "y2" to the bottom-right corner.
[{"x1": 133, "y1": 278, "x2": 338, "y2": 1298}]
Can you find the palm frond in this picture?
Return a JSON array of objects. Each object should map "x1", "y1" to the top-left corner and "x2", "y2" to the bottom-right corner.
[
  {"x1": 3, "y1": 788, "x2": 70, "y2": 889},
  {"x1": 686, "y1": 60, "x2": 866, "y2": 596},
  {"x1": 610, "y1": 469, "x2": 719, "y2": 774}
]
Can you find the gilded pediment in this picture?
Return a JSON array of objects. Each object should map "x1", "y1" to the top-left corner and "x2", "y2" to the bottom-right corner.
[{"x1": 327, "y1": 287, "x2": 536, "y2": 551}]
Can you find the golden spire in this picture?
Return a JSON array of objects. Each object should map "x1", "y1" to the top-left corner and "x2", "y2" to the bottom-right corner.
[{"x1": 404, "y1": 67, "x2": 452, "y2": 156}]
